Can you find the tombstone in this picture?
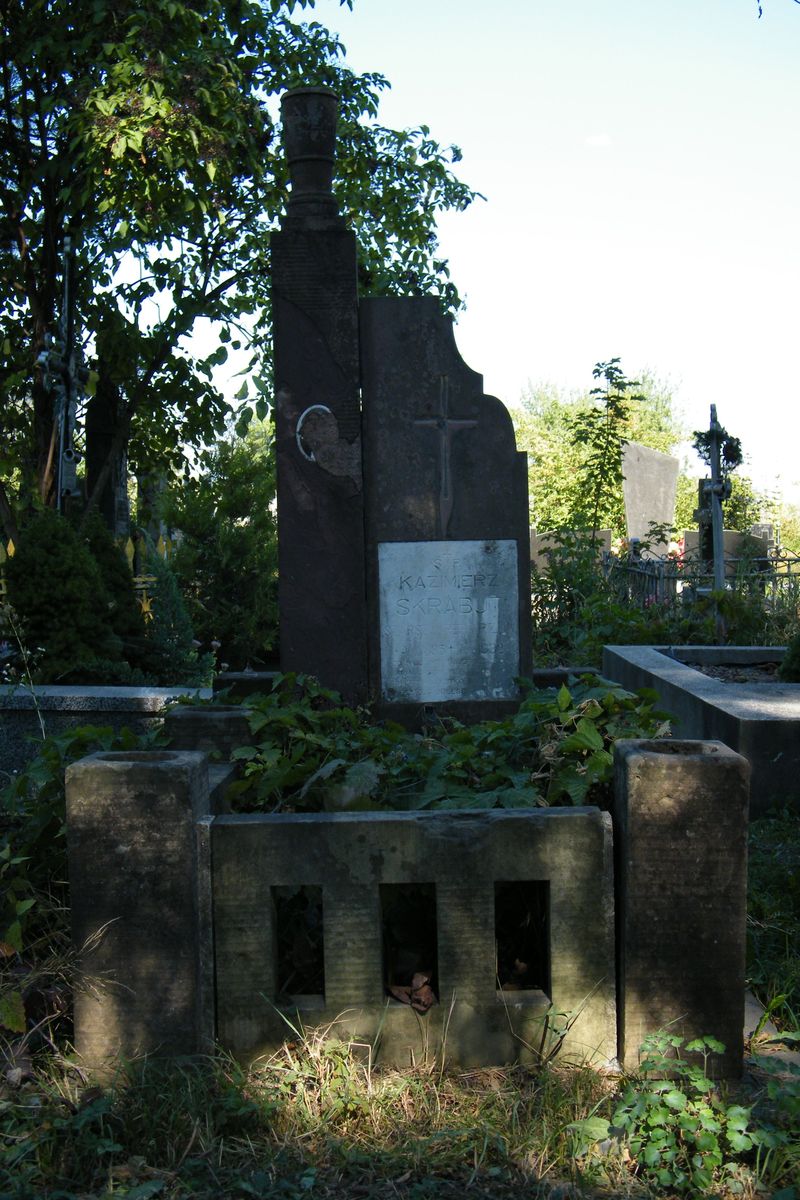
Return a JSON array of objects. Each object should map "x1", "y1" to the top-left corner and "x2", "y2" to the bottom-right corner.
[
  {"x1": 683, "y1": 528, "x2": 772, "y2": 577},
  {"x1": 271, "y1": 88, "x2": 367, "y2": 704},
  {"x1": 361, "y1": 300, "x2": 531, "y2": 722},
  {"x1": 621, "y1": 442, "x2": 679, "y2": 548},
  {"x1": 272, "y1": 90, "x2": 531, "y2": 721}
]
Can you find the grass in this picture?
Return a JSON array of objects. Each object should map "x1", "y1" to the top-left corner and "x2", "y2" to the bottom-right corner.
[
  {"x1": 2, "y1": 1017, "x2": 798, "y2": 1199},
  {"x1": 747, "y1": 808, "x2": 800, "y2": 1030},
  {"x1": 0, "y1": 1040, "x2": 630, "y2": 1198},
  {"x1": 2, "y1": 735, "x2": 799, "y2": 1198}
]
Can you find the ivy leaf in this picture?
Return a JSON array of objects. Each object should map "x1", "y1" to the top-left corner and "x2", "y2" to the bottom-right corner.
[
  {"x1": 560, "y1": 716, "x2": 605, "y2": 754},
  {"x1": 0, "y1": 989, "x2": 26, "y2": 1034},
  {"x1": 298, "y1": 758, "x2": 347, "y2": 799},
  {"x1": 324, "y1": 759, "x2": 384, "y2": 811}
]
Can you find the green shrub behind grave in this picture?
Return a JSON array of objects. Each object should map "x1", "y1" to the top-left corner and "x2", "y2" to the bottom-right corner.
[
  {"x1": 5, "y1": 508, "x2": 124, "y2": 682},
  {"x1": 136, "y1": 536, "x2": 214, "y2": 686}
]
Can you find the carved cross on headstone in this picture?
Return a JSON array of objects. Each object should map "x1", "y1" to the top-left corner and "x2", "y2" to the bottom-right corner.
[{"x1": 414, "y1": 375, "x2": 477, "y2": 537}]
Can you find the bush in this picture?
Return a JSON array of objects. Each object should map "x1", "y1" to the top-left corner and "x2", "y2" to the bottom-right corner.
[
  {"x1": 163, "y1": 422, "x2": 279, "y2": 669},
  {"x1": 5, "y1": 509, "x2": 124, "y2": 681},
  {"x1": 136, "y1": 537, "x2": 214, "y2": 686},
  {"x1": 82, "y1": 511, "x2": 146, "y2": 655},
  {"x1": 531, "y1": 529, "x2": 800, "y2": 666},
  {"x1": 226, "y1": 671, "x2": 670, "y2": 813}
]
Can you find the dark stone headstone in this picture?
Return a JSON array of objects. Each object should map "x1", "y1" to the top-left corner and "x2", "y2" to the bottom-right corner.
[
  {"x1": 271, "y1": 88, "x2": 367, "y2": 703},
  {"x1": 361, "y1": 297, "x2": 532, "y2": 722}
]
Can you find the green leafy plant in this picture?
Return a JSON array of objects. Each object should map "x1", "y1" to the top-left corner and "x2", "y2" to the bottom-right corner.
[
  {"x1": 225, "y1": 672, "x2": 670, "y2": 814},
  {"x1": 568, "y1": 359, "x2": 644, "y2": 541},
  {"x1": 163, "y1": 421, "x2": 279, "y2": 670},
  {"x1": 570, "y1": 1033, "x2": 770, "y2": 1194}
]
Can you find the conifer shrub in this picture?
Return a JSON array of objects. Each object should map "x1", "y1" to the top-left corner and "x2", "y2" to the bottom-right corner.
[
  {"x1": 137, "y1": 537, "x2": 214, "y2": 686},
  {"x1": 5, "y1": 509, "x2": 123, "y2": 682}
]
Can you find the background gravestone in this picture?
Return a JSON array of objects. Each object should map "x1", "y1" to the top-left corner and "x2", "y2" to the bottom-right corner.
[
  {"x1": 361, "y1": 297, "x2": 532, "y2": 722},
  {"x1": 622, "y1": 441, "x2": 679, "y2": 548}
]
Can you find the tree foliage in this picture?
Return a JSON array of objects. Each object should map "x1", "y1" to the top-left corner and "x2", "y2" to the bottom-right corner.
[
  {"x1": 162, "y1": 419, "x2": 279, "y2": 670},
  {"x1": 0, "y1": 0, "x2": 477, "y2": 537},
  {"x1": 515, "y1": 364, "x2": 685, "y2": 536},
  {"x1": 4, "y1": 508, "x2": 129, "y2": 681}
]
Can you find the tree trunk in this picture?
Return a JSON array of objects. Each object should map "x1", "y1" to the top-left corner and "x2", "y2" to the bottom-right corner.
[{"x1": 86, "y1": 371, "x2": 129, "y2": 535}]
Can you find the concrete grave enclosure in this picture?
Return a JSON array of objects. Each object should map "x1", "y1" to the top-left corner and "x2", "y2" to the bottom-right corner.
[
  {"x1": 66, "y1": 709, "x2": 750, "y2": 1078},
  {"x1": 62, "y1": 89, "x2": 751, "y2": 1079},
  {"x1": 603, "y1": 645, "x2": 800, "y2": 818}
]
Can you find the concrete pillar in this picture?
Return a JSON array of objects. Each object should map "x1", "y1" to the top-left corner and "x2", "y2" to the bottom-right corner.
[
  {"x1": 613, "y1": 739, "x2": 749, "y2": 1078},
  {"x1": 66, "y1": 750, "x2": 213, "y2": 1067}
]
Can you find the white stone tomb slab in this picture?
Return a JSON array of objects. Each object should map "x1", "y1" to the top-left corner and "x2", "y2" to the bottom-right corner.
[{"x1": 378, "y1": 540, "x2": 519, "y2": 703}]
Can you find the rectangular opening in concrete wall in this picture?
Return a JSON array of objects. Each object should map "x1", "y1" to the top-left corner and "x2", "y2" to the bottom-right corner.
[
  {"x1": 494, "y1": 881, "x2": 550, "y2": 997},
  {"x1": 272, "y1": 885, "x2": 325, "y2": 1003},
  {"x1": 380, "y1": 883, "x2": 438, "y2": 1010}
]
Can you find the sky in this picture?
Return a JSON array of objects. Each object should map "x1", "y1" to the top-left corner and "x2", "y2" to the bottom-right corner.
[{"x1": 309, "y1": 0, "x2": 800, "y2": 505}]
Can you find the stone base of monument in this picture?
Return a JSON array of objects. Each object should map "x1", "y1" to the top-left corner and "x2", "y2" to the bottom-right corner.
[
  {"x1": 64, "y1": 718, "x2": 750, "y2": 1078},
  {"x1": 603, "y1": 644, "x2": 795, "y2": 817},
  {"x1": 212, "y1": 808, "x2": 616, "y2": 1069}
]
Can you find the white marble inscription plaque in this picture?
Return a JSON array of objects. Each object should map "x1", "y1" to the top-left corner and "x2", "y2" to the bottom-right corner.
[{"x1": 378, "y1": 540, "x2": 519, "y2": 703}]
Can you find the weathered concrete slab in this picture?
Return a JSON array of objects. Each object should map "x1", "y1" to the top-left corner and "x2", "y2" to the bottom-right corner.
[
  {"x1": 603, "y1": 645, "x2": 797, "y2": 817},
  {"x1": 164, "y1": 704, "x2": 253, "y2": 758},
  {"x1": 613, "y1": 739, "x2": 749, "y2": 1078},
  {"x1": 66, "y1": 750, "x2": 214, "y2": 1068},
  {"x1": 212, "y1": 808, "x2": 616, "y2": 1069}
]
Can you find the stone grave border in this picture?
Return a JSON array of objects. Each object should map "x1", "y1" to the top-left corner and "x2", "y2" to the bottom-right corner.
[
  {"x1": 602, "y1": 645, "x2": 798, "y2": 817},
  {"x1": 0, "y1": 684, "x2": 212, "y2": 779},
  {"x1": 65, "y1": 708, "x2": 750, "y2": 1079}
]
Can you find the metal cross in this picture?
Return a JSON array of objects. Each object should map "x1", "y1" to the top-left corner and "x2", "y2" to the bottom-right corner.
[
  {"x1": 706, "y1": 404, "x2": 727, "y2": 593},
  {"x1": 37, "y1": 233, "x2": 85, "y2": 508},
  {"x1": 414, "y1": 375, "x2": 477, "y2": 537}
]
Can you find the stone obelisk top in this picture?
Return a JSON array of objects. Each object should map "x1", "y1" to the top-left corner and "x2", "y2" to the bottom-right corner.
[{"x1": 280, "y1": 87, "x2": 345, "y2": 230}]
